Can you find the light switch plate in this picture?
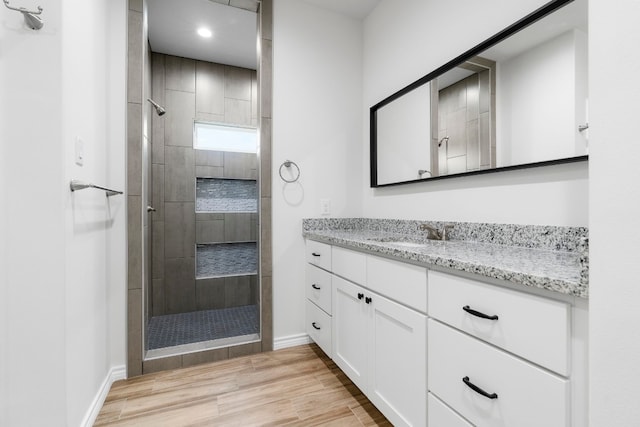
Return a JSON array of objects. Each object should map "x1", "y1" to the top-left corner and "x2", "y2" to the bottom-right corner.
[{"x1": 320, "y1": 198, "x2": 331, "y2": 216}]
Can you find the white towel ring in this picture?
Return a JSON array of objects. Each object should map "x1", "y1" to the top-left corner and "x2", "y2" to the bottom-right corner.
[{"x1": 279, "y1": 160, "x2": 300, "y2": 183}]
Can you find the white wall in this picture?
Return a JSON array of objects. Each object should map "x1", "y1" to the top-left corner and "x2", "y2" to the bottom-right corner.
[
  {"x1": 362, "y1": 0, "x2": 588, "y2": 227},
  {"x1": 0, "y1": 1, "x2": 66, "y2": 425},
  {"x1": 272, "y1": 0, "x2": 362, "y2": 342},
  {"x1": 0, "y1": 0, "x2": 127, "y2": 425},
  {"x1": 589, "y1": 0, "x2": 640, "y2": 424}
]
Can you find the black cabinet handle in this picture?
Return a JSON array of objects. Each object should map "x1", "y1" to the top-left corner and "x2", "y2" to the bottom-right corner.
[
  {"x1": 365, "y1": 296, "x2": 372, "y2": 304},
  {"x1": 311, "y1": 252, "x2": 321, "y2": 257},
  {"x1": 312, "y1": 284, "x2": 321, "y2": 290},
  {"x1": 463, "y1": 376, "x2": 498, "y2": 399},
  {"x1": 357, "y1": 293, "x2": 364, "y2": 300},
  {"x1": 463, "y1": 305, "x2": 499, "y2": 321},
  {"x1": 312, "y1": 322, "x2": 321, "y2": 330}
]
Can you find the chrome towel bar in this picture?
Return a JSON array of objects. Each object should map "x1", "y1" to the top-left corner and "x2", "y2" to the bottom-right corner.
[{"x1": 69, "y1": 180, "x2": 123, "y2": 197}]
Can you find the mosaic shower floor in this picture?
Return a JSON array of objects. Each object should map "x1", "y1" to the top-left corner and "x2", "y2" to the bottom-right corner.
[{"x1": 146, "y1": 305, "x2": 259, "y2": 350}]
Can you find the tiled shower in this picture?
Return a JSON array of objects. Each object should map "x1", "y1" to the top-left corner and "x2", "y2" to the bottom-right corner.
[{"x1": 147, "y1": 52, "x2": 260, "y2": 353}]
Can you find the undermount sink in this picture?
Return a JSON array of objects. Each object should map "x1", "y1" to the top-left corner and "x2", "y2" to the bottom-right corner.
[
  {"x1": 367, "y1": 237, "x2": 433, "y2": 248},
  {"x1": 384, "y1": 241, "x2": 429, "y2": 248}
]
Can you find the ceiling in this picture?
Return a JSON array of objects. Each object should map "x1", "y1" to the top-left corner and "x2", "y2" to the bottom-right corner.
[
  {"x1": 147, "y1": 0, "x2": 381, "y2": 70},
  {"x1": 147, "y1": 0, "x2": 259, "y2": 69},
  {"x1": 300, "y1": 0, "x2": 381, "y2": 20}
]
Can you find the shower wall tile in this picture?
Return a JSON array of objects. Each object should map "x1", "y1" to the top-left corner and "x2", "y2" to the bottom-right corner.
[
  {"x1": 151, "y1": 53, "x2": 166, "y2": 106},
  {"x1": 195, "y1": 112, "x2": 225, "y2": 124},
  {"x1": 466, "y1": 73, "x2": 479, "y2": 121},
  {"x1": 127, "y1": 289, "x2": 142, "y2": 377},
  {"x1": 195, "y1": 149, "x2": 224, "y2": 167},
  {"x1": 151, "y1": 164, "x2": 165, "y2": 221},
  {"x1": 260, "y1": 197, "x2": 272, "y2": 276},
  {"x1": 251, "y1": 73, "x2": 258, "y2": 121},
  {"x1": 466, "y1": 119, "x2": 480, "y2": 171},
  {"x1": 164, "y1": 90, "x2": 195, "y2": 147},
  {"x1": 182, "y1": 347, "x2": 229, "y2": 368},
  {"x1": 152, "y1": 278, "x2": 165, "y2": 317},
  {"x1": 480, "y1": 112, "x2": 491, "y2": 167},
  {"x1": 250, "y1": 275, "x2": 259, "y2": 305},
  {"x1": 260, "y1": 39, "x2": 272, "y2": 119},
  {"x1": 195, "y1": 61, "x2": 225, "y2": 115},
  {"x1": 225, "y1": 66, "x2": 252, "y2": 100},
  {"x1": 250, "y1": 213, "x2": 258, "y2": 241},
  {"x1": 127, "y1": 11, "x2": 143, "y2": 104},
  {"x1": 127, "y1": 103, "x2": 142, "y2": 196},
  {"x1": 224, "y1": 98, "x2": 251, "y2": 126},
  {"x1": 224, "y1": 213, "x2": 253, "y2": 242},
  {"x1": 129, "y1": 0, "x2": 142, "y2": 12},
  {"x1": 164, "y1": 257, "x2": 196, "y2": 314},
  {"x1": 151, "y1": 54, "x2": 166, "y2": 165},
  {"x1": 224, "y1": 152, "x2": 257, "y2": 179},
  {"x1": 127, "y1": 196, "x2": 143, "y2": 290},
  {"x1": 165, "y1": 202, "x2": 195, "y2": 258},
  {"x1": 261, "y1": 274, "x2": 273, "y2": 351},
  {"x1": 225, "y1": 276, "x2": 252, "y2": 308},
  {"x1": 229, "y1": 341, "x2": 262, "y2": 358},
  {"x1": 165, "y1": 146, "x2": 194, "y2": 202},
  {"x1": 261, "y1": 0, "x2": 272, "y2": 41},
  {"x1": 196, "y1": 219, "x2": 225, "y2": 243},
  {"x1": 195, "y1": 166, "x2": 225, "y2": 178},
  {"x1": 152, "y1": 222, "x2": 164, "y2": 279},
  {"x1": 196, "y1": 278, "x2": 226, "y2": 310},
  {"x1": 260, "y1": 118, "x2": 272, "y2": 198},
  {"x1": 143, "y1": 354, "x2": 183, "y2": 374},
  {"x1": 165, "y1": 56, "x2": 195, "y2": 93},
  {"x1": 196, "y1": 212, "x2": 225, "y2": 221}
]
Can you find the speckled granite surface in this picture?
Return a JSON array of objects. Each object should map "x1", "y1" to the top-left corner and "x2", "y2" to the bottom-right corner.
[{"x1": 302, "y1": 218, "x2": 589, "y2": 298}]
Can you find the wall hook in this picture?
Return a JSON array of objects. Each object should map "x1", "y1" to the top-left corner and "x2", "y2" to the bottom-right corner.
[{"x1": 3, "y1": 0, "x2": 44, "y2": 30}]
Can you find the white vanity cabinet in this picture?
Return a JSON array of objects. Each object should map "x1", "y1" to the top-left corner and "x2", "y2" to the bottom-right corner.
[
  {"x1": 305, "y1": 241, "x2": 333, "y2": 357},
  {"x1": 305, "y1": 242, "x2": 428, "y2": 427},
  {"x1": 333, "y1": 275, "x2": 427, "y2": 427},
  {"x1": 304, "y1": 239, "x2": 587, "y2": 427},
  {"x1": 427, "y1": 270, "x2": 588, "y2": 427}
]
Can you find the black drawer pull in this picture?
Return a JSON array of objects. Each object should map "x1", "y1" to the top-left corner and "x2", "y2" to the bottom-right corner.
[
  {"x1": 365, "y1": 296, "x2": 372, "y2": 304},
  {"x1": 463, "y1": 305, "x2": 499, "y2": 321},
  {"x1": 463, "y1": 376, "x2": 498, "y2": 399},
  {"x1": 312, "y1": 322, "x2": 321, "y2": 330},
  {"x1": 312, "y1": 284, "x2": 321, "y2": 290},
  {"x1": 311, "y1": 252, "x2": 321, "y2": 257},
  {"x1": 357, "y1": 293, "x2": 364, "y2": 300}
]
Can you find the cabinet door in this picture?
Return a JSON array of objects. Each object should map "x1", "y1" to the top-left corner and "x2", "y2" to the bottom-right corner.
[
  {"x1": 332, "y1": 276, "x2": 368, "y2": 391},
  {"x1": 368, "y1": 292, "x2": 427, "y2": 427}
]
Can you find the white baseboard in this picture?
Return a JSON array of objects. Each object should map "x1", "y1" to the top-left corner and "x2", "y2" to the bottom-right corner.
[
  {"x1": 81, "y1": 365, "x2": 126, "y2": 427},
  {"x1": 273, "y1": 333, "x2": 311, "y2": 350}
]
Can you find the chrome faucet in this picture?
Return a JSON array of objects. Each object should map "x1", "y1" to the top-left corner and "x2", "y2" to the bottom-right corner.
[{"x1": 419, "y1": 223, "x2": 454, "y2": 240}]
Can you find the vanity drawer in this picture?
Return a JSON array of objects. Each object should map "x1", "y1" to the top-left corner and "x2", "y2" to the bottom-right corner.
[
  {"x1": 428, "y1": 320, "x2": 569, "y2": 427},
  {"x1": 367, "y1": 255, "x2": 427, "y2": 313},
  {"x1": 428, "y1": 270, "x2": 570, "y2": 376},
  {"x1": 332, "y1": 246, "x2": 366, "y2": 285},
  {"x1": 306, "y1": 240, "x2": 332, "y2": 271},
  {"x1": 428, "y1": 393, "x2": 472, "y2": 427},
  {"x1": 306, "y1": 300, "x2": 332, "y2": 358},
  {"x1": 306, "y1": 264, "x2": 332, "y2": 315}
]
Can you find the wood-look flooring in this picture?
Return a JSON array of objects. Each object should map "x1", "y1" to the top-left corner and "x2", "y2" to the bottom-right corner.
[{"x1": 95, "y1": 344, "x2": 391, "y2": 426}]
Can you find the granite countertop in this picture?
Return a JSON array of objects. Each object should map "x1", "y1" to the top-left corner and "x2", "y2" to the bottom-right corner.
[{"x1": 303, "y1": 225, "x2": 588, "y2": 299}]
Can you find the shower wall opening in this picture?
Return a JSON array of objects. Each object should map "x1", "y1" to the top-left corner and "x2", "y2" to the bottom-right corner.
[{"x1": 145, "y1": 51, "x2": 261, "y2": 359}]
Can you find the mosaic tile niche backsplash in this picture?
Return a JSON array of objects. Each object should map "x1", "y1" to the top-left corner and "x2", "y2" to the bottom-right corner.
[{"x1": 196, "y1": 178, "x2": 258, "y2": 213}]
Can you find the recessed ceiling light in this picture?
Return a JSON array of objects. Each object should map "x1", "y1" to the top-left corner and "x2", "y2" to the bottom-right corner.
[{"x1": 197, "y1": 27, "x2": 212, "y2": 38}]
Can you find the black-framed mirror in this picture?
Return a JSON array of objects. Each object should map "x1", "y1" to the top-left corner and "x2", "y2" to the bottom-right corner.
[{"x1": 370, "y1": 0, "x2": 588, "y2": 188}]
